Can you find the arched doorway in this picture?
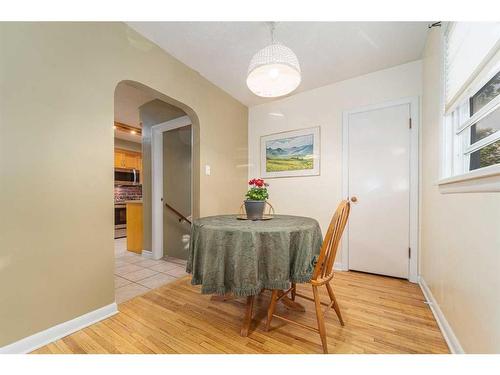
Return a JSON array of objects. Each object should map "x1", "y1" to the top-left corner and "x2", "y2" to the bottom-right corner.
[{"x1": 113, "y1": 80, "x2": 200, "y2": 303}]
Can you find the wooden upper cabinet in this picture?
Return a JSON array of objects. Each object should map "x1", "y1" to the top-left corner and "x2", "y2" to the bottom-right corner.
[
  {"x1": 114, "y1": 149, "x2": 142, "y2": 170},
  {"x1": 125, "y1": 153, "x2": 138, "y2": 169},
  {"x1": 114, "y1": 150, "x2": 126, "y2": 168},
  {"x1": 137, "y1": 155, "x2": 142, "y2": 171}
]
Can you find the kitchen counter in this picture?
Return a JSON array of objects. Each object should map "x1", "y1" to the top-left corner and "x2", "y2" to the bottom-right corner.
[{"x1": 126, "y1": 201, "x2": 143, "y2": 254}]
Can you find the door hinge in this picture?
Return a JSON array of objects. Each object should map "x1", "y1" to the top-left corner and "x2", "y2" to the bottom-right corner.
[
  {"x1": 408, "y1": 247, "x2": 411, "y2": 258},
  {"x1": 409, "y1": 118, "x2": 412, "y2": 129}
]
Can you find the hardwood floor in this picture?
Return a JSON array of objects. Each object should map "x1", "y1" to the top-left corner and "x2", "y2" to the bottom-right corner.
[{"x1": 32, "y1": 271, "x2": 449, "y2": 354}]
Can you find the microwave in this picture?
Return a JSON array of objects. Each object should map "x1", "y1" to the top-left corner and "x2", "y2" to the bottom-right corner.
[{"x1": 115, "y1": 168, "x2": 140, "y2": 186}]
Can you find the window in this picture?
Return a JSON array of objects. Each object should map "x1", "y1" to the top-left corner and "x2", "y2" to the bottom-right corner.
[
  {"x1": 470, "y1": 139, "x2": 500, "y2": 171},
  {"x1": 470, "y1": 71, "x2": 500, "y2": 115},
  {"x1": 441, "y1": 22, "x2": 500, "y2": 189}
]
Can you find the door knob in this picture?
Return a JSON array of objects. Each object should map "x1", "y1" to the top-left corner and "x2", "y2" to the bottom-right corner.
[{"x1": 350, "y1": 196, "x2": 358, "y2": 203}]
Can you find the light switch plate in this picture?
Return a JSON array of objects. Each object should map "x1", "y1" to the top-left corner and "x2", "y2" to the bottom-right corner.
[{"x1": 205, "y1": 165, "x2": 211, "y2": 176}]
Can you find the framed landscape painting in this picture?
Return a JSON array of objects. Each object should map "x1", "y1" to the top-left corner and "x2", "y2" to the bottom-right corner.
[{"x1": 260, "y1": 126, "x2": 320, "y2": 178}]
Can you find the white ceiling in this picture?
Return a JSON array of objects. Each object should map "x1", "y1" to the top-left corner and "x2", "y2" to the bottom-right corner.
[
  {"x1": 114, "y1": 82, "x2": 155, "y2": 143},
  {"x1": 127, "y1": 22, "x2": 429, "y2": 106},
  {"x1": 115, "y1": 82, "x2": 156, "y2": 127}
]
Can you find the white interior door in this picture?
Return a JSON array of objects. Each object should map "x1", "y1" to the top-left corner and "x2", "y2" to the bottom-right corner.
[{"x1": 347, "y1": 103, "x2": 410, "y2": 279}]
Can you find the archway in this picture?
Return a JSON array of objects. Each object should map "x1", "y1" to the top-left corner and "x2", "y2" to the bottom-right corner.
[{"x1": 113, "y1": 80, "x2": 200, "y2": 302}]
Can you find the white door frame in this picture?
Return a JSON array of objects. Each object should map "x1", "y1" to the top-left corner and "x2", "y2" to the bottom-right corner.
[
  {"x1": 341, "y1": 96, "x2": 419, "y2": 283},
  {"x1": 151, "y1": 115, "x2": 192, "y2": 260}
]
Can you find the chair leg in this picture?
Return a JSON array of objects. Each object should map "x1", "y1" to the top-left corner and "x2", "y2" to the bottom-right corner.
[
  {"x1": 291, "y1": 283, "x2": 296, "y2": 301},
  {"x1": 312, "y1": 285, "x2": 328, "y2": 354},
  {"x1": 326, "y1": 282, "x2": 344, "y2": 326},
  {"x1": 266, "y1": 289, "x2": 279, "y2": 331}
]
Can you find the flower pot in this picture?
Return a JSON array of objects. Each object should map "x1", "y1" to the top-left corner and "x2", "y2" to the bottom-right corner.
[{"x1": 244, "y1": 200, "x2": 266, "y2": 220}]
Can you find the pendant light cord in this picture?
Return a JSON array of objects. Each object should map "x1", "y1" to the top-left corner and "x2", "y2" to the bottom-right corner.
[{"x1": 270, "y1": 22, "x2": 276, "y2": 44}]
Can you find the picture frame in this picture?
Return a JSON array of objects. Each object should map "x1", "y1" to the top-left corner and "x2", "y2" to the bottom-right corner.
[{"x1": 260, "y1": 126, "x2": 320, "y2": 178}]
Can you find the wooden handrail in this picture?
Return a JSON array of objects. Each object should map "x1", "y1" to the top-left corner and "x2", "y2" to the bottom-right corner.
[{"x1": 165, "y1": 202, "x2": 192, "y2": 224}]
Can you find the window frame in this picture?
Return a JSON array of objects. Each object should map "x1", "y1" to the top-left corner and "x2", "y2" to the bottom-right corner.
[{"x1": 439, "y1": 24, "x2": 500, "y2": 193}]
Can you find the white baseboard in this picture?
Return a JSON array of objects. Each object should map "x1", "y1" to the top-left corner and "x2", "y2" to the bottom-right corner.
[
  {"x1": 334, "y1": 262, "x2": 348, "y2": 271},
  {"x1": 0, "y1": 302, "x2": 118, "y2": 354},
  {"x1": 142, "y1": 249, "x2": 163, "y2": 260},
  {"x1": 418, "y1": 276, "x2": 464, "y2": 354},
  {"x1": 141, "y1": 249, "x2": 153, "y2": 259}
]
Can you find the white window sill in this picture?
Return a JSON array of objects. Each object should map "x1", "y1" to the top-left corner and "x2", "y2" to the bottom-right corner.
[{"x1": 438, "y1": 164, "x2": 500, "y2": 193}]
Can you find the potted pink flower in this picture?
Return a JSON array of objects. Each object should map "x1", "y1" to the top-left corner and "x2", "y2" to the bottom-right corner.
[{"x1": 244, "y1": 178, "x2": 269, "y2": 220}]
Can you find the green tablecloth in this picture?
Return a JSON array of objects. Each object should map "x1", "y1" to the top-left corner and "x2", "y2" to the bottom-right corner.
[{"x1": 187, "y1": 214, "x2": 323, "y2": 297}]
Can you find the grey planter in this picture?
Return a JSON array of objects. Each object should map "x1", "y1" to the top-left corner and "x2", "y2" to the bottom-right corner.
[{"x1": 244, "y1": 200, "x2": 266, "y2": 220}]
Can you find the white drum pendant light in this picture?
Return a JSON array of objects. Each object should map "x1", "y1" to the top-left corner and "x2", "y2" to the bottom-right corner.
[{"x1": 247, "y1": 23, "x2": 301, "y2": 98}]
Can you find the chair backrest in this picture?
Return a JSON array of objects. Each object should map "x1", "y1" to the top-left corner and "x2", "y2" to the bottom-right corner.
[
  {"x1": 312, "y1": 200, "x2": 350, "y2": 283},
  {"x1": 239, "y1": 201, "x2": 275, "y2": 216}
]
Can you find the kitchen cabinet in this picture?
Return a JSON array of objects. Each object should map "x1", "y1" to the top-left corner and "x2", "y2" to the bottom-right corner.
[
  {"x1": 124, "y1": 152, "x2": 139, "y2": 169},
  {"x1": 114, "y1": 150, "x2": 126, "y2": 168},
  {"x1": 114, "y1": 149, "x2": 142, "y2": 170}
]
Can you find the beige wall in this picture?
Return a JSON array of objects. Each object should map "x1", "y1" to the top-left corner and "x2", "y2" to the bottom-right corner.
[
  {"x1": 248, "y1": 60, "x2": 422, "y2": 266},
  {"x1": 139, "y1": 99, "x2": 187, "y2": 251},
  {"x1": 421, "y1": 28, "x2": 500, "y2": 353},
  {"x1": 0, "y1": 22, "x2": 248, "y2": 347},
  {"x1": 163, "y1": 126, "x2": 192, "y2": 260}
]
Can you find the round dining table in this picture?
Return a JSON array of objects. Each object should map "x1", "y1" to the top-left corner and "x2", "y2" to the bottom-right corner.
[{"x1": 187, "y1": 214, "x2": 323, "y2": 336}]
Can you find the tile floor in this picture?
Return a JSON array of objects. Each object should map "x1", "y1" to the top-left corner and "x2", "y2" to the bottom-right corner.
[{"x1": 114, "y1": 237, "x2": 189, "y2": 303}]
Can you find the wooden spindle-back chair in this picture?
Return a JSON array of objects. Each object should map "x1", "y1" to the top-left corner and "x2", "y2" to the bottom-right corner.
[{"x1": 265, "y1": 200, "x2": 351, "y2": 354}]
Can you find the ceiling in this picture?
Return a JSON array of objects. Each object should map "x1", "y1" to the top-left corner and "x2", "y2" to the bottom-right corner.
[
  {"x1": 115, "y1": 82, "x2": 156, "y2": 127},
  {"x1": 114, "y1": 82, "x2": 188, "y2": 143},
  {"x1": 127, "y1": 22, "x2": 429, "y2": 106},
  {"x1": 114, "y1": 82, "x2": 155, "y2": 143}
]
